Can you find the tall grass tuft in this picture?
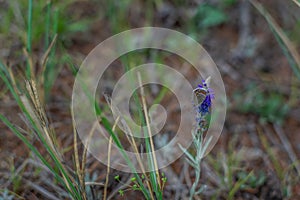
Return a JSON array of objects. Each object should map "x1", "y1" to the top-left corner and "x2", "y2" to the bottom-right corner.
[
  {"x1": 0, "y1": 62, "x2": 85, "y2": 199},
  {"x1": 99, "y1": 71, "x2": 166, "y2": 200}
]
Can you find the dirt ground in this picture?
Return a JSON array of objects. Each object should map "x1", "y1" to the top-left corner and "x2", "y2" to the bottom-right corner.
[{"x1": 1, "y1": 0, "x2": 300, "y2": 199}]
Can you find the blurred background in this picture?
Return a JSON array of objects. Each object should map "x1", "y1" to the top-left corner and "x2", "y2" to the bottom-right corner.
[{"x1": 0, "y1": 0, "x2": 300, "y2": 199}]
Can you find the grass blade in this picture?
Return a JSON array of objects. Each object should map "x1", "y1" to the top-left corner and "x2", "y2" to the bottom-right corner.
[
  {"x1": 292, "y1": 0, "x2": 300, "y2": 7},
  {"x1": 27, "y1": 0, "x2": 32, "y2": 54},
  {"x1": 228, "y1": 171, "x2": 254, "y2": 200},
  {"x1": 26, "y1": 0, "x2": 33, "y2": 78},
  {"x1": 250, "y1": 0, "x2": 300, "y2": 80}
]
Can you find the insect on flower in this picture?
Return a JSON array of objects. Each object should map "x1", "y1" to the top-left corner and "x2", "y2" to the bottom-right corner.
[
  {"x1": 192, "y1": 77, "x2": 214, "y2": 134},
  {"x1": 192, "y1": 77, "x2": 214, "y2": 115}
]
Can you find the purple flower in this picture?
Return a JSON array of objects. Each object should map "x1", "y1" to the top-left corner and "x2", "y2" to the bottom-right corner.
[
  {"x1": 198, "y1": 94, "x2": 212, "y2": 114},
  {"x1": 193, "y1": 77, "x2": 214, "y2": 133}
]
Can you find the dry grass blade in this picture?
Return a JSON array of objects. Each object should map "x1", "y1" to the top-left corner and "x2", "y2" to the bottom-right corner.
[
  {"x1": 81, "y1": 120, "x2": 99, "y2": 200},
  {"x1": 137, "y1": 72, "x2": 161, "y2": 190},
  {"x1": 23, "y1": 48, "x2": 35, "y2": 80},
  {"x1": 103, "y1": 136, "x2": 113, "y2": 200},
  {"x1": 250, "y1": 0, "x2": 300, "y2": 79},
  {"x1": 81, "y1": 120, "x2": 98, "y2": 184},
  {"x1": 103, "y1": 116, "x2": 120, "y2": 200},
  {"x1": 72, "y1": 109, "x2": 87, "y2": 200},
  {"x1": 292, "y1": 0, "x2": 300, "y2": 7},
  {"x1": 273, "y1": 124, "x2": 300, "y2": 176},
  {"x1": 73, "y1": 112, "x2": 100, "y2": 200},
  {"x1": 41, "y1": 34, "x2": 58, "y2": 70},
  {"x1": 104, "y1": 95, "x2": 153, "y2": 197},
  {"x1": 39, "y1": 34, "x2": 58, "y2": 101},
  {"x1": 104, "y1": 95, "x2": 147, "y2": 173},
  {"x1": 24, "y1": 80, "x2": 60, "y2": 158},
  {"x1": 85, "y1": 182, "x2": 105, "y2": 186},
  {"x1": 24, "y1": 180, "x2": 61, "y2": 200}
]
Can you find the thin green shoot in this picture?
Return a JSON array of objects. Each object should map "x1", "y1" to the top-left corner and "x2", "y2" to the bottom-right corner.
[
  {"x1": 26, "y1": 0, "x2": 33, "y2": 78},
  {"x1": 228, "y1": 171, "x2": 254, "y2": 200}
]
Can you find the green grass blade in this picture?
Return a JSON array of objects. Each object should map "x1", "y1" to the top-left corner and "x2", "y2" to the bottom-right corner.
[
  {"x1": 26, "y1": 0, "x2": 33, "y2": 78},
  {"x1": 0, "y1": 115, "x2": 73, "y2": 197},
  {"x1": 27, "y1": 0, "x2": 32, "y2": 53},
  {"x1": 228, "y1": 171, "x2": 254, "y2": 200},
  {"x1": 44, "y1": 1, "x2": 51, "y2": 50}
]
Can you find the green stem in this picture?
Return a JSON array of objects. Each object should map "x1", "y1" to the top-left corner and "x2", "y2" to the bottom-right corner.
[
  {"x1": 26, "y1": 0, "x2": 33, "y2": 78},
  {"x1": 27, "y1": 0, "x2": 32, "y2": 53}
]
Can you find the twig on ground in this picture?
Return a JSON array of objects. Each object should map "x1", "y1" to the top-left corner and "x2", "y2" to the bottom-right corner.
[
  {"x1": 273, "y1": 124, "x2": 300, "y2": 176},
  {"x1": 24, "y1": 180, "x2": 61, "y2": 200}
]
